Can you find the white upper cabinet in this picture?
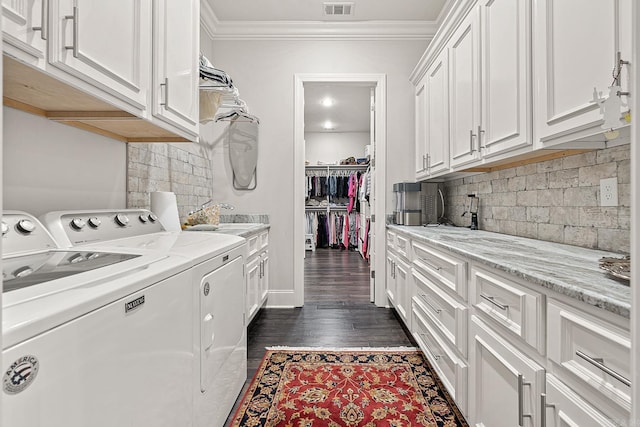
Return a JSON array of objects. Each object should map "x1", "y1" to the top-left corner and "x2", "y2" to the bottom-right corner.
[
  {"x1": 2, "y1": 0, "x2": 47, "y2": 67},
  {"x1": 48, "y1": 0, "x2": 150, "y2": 114},
  {"x1": 450, "y1": 0, "x2": 532, "y2": 168},
  {"x1": 478, "y1": 0, "x2": 532, "y2": 157},
  {"x1": 448, "y1": 8, "x2": 481, "y2": 169},
  {"x1": 414, "y1": 78, "x2": 428, "y2": 179},
  {"x1": 534, "y1": 0, "x2": 630, "y2": 148},
  {"x1": 152, "y1": 0, "x2": 199, "y2": 139},
  {"x1": 424, "y1": 49, "x2": 450, "y2": 177}
]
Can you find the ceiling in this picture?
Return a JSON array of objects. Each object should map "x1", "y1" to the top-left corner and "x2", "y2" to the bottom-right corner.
[
  {"x1": 304, "y1": 83, "x2": 372, "y2": 133},
  {"x1": 209, "y1": 0, "x2": 447, "y2": 22}
]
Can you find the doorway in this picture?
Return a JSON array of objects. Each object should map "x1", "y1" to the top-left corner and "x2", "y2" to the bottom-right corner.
[{"x1": 293, "y1": 73, "x2": 387, "y2": 308}]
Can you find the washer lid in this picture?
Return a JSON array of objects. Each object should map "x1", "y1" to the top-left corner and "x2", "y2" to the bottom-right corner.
[{"x1": 3, "y1": 250, "x2": 141, "y2": 293}]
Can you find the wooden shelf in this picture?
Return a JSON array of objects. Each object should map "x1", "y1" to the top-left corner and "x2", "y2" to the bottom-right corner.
[{"x1": 3, "y1": 56, "x2": 190, "y2": 143}]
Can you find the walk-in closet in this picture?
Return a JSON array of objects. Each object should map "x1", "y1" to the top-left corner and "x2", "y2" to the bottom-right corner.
[{"x1": 302, "y1": 82, "x2": 375, "y2": 303}]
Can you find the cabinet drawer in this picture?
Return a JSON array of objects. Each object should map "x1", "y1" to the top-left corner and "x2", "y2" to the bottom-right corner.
[
  {"x1": 547, "y1": 300, "x2": 630, "y2": 412},
  {"x1": 387, "y1": 231, "x2": 396, "y2": 250},
  {"x1": 247, "y1": 234, "x2": 260, "y2": 257},
  {"x1": 259, "y1": 231, "x2": 269, "y2": 250},
  {"x1": 412, "y1": 307, "x2": 468, "y2": 415},
  {"x1": 472, "y1": 266, "x2": 545, "y2": 353},
  {"x1": 544, "y1": 374, "x2": 623, "y2": 427},
  {"x1": 396, "y1": 233, "x2": 410, "y2": 260},
  {"x1": 413, "y1": 268, "x2": 468, "y2": 357},
  {"x1": 412, "y1": 241, "x2": 467, "y2": 300}
]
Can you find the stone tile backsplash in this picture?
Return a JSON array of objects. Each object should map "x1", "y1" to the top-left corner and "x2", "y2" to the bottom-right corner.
[
  {"x1": 127, "y1": 143, "x2": 213, "y2": 223},
  {"x1": 443, "y1": 144, "x2": 630, "y2": 254}
]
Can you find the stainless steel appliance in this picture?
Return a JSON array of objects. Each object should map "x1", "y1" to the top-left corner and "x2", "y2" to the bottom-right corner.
[
  {"x1": 393, "y1": 182, "x2": 422, "y2": 225},
  {"x1": 421, "y1": 182, "x2": 444, "y2": 225}
]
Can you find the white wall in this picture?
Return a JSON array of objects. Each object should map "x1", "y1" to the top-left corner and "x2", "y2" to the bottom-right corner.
[
  {"x1": 202, "y1": 38, "x2": 425, "y2": 302},
  {"x1": 3, "y1": 107, "x2": 127, "y2": 217},
  {"x1": 305, "y1": 132, "x2": 369, "y2": 165}
]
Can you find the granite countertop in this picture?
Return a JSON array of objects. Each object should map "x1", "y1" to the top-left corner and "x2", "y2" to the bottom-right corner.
[
  {"x1": 214, "y1": 223, "x2": 270, "y2": 238},
  {"x1": 387, "y1": 224, "x2": 631, "y2": 319}
]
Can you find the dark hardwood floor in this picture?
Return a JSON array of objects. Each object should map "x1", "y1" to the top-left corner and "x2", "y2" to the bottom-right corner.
[{"x1": 224, "y1": 248, "x2": 415, "y2": 425}]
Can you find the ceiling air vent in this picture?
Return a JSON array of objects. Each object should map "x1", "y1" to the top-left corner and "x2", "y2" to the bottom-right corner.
[{"x1": 324, "y1": 2, "x2": 354, "y2": 17}]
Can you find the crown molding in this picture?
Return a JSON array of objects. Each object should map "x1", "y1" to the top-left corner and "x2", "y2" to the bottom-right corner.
[
  {"x1": 203, "y1": 20, "x2": 439, "y2": 41},
  {"x1": 409, "y1": 0, "x2": 475, "y2": 84},
  {"x1": 200, "y1": 0, "x2": 218, "y2": 39}
]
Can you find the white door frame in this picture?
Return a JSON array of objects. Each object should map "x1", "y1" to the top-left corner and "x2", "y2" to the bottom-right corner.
[
  {"x1": 293, "y1": 73, "x2": 388, "y2": 307},
  {"x1": 630, "y1": 0, "x2": 639, "y2": 422}
]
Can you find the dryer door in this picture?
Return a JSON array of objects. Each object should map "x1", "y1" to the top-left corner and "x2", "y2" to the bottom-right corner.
[{"x1": 199, "y1": 254, "x2": 245, "y2": 392}]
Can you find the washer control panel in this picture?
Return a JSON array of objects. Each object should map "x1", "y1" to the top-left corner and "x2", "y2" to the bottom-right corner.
[
  {"x1": 40, "y1": 209, "x2": 167, "y2": 247},
  {"x1": 2, "y1": 211, "x2": 59, "y2": 256}
]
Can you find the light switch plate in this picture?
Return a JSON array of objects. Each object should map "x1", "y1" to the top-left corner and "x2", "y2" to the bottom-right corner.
[{"x1": 600, "y1": 177, "x2": 618, "y2": 207}]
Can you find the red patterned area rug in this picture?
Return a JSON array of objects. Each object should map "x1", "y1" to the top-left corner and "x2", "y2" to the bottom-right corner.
[{"x1": 229, "y1": 347, "x2": 468, "y2": 426}]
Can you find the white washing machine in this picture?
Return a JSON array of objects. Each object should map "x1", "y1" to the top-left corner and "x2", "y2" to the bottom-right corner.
[
  {"x1": 3, "y1": 210, "x2": 246, "y2": 427},
  {"x1": 40, "y1": 209, "x2": 248, "y2": 427},
  {"x1": 2, "y1": 211, "x2": 195, "y2": 427}
]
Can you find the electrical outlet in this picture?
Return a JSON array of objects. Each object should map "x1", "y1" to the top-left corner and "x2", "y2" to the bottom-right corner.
[{"x1": 600, "y1": 177, "x2": 618, "y2": 207}]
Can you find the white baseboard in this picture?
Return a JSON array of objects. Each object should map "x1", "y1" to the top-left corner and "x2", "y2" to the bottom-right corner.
[{"x1": 265, "y1": 290, "x2": 298, "y2": 308}]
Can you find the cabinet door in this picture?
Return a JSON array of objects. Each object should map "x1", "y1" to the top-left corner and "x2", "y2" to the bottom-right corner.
[
  {"x1": 2, "y1": 0, "x2": 47, "y2": 67},
  {"x1": 152, "y1": 0, "x2": 199, "y2": 139},
  {"x1": 425, "y1": 50, "x2": 450, "y2": 176},
  {"x1": 48, "y1": 0, "x2": 150, "y2": 112},
  {"x1": 394, "y1": 256, "x2": 411, "y2": 329},
  {"x1": 259, "y1": 251, "x2": 269, "y2": 305},
  {"x1": 449, "y1": 8, "x2": 481, "y2": 169},
  {"x1": 386, "y1": 252, "x2": 397, "y2": 305},
  {"x1": 534, "y1": 0, "x2": 624, "y2": 147},
  {"x1": 469, "y1": 316, "x2": 545, "y2": 427},
  {"x1": 479, "y1": 0, "x2": 532, "y2": 157},
  {"x1": 246, "y1": 256, "x2": 261, "y2": 323},
  {"x1": 414, "y1": 78, "x2": 428, "y2": 180}
]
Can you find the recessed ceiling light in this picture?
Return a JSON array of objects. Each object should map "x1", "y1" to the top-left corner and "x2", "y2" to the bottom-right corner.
[
  {"x1": 321, "y1": 97, "x2": 334, "y2": 107},
  {"x1": 323, "y1": 120, "x2": 335, "y2": 130}
]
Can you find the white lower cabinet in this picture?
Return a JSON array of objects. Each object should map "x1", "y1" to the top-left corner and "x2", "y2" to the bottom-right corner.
[
  {"x1": 547, "y1": 299, "x2": 631, "y2": 417},
  {"x1": 544, "y1": 374, "x2": 623, "y2": 427},
  {"x1": 246, "y1": 231, "x2": 269, "y2": 324},
  {"x1": 469, "y1": 315, "x2": 545, "y2": 427},
  {"x1": 413, "y1": 268, "x2": 468, "y2": 357},
  {"x1": 387, "y1": 229, "x2": 630, "y2": 426},
  {"x1": 471, "y1": 265, "x2": 545, "y2": 354},
  {"x1": 394, "y1": 256, "x2": 411, "y2": 328},
  {"x1": 386, "y1": 252, "x2": 397, "y2": 306},
  {"x1": 386, "y1": 230, "x2": 412, "y2": 329},
  {"x1": 413, "y1": 303, "x2": 468, "y2": 416}
]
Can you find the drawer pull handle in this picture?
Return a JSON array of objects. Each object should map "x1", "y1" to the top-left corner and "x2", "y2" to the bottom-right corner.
[
  {"x1": 517, "y1": 374, "x2": 532, "y2": 426},
  {"x1": 420, "y1": 333, "x2": 440, "y2": 360},
  {"x1": 575, "y1": 350, "x2": 631, "y2": 387},
  {"x1": 540, "y1": 393, "x2": 555, "y2": 427},
  {"x1": 419, "y1": 258, "x2": 441, "y2": 271},
  {"x1": 480, "y1": 293, "x2": 509, "y2": 310},
  {"x1": 420, "y1": 294, "x2": 442, "y2": 314}
]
